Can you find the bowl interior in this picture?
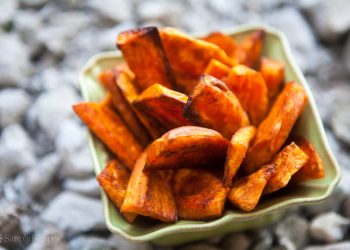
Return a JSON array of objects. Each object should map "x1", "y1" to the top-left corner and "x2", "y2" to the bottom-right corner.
[{"x1": 79, "y1": 25, "x2": 340, "y2": 241}]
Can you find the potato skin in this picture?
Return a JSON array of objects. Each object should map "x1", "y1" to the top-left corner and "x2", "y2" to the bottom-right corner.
[
  {"x1": 117, "y1": 27, "x2": 175, "y2": 91},
  {"x1": 259, "y1": 57, "x2": 285, "y2": 100},
  {"x1": 73, "y1": 101, "x2": 142, "y2": 170},
  {"x1": 174, "y1": 168, "x2": 229, "y2": 220},
  {"x1": 202, "y1": 32, "x2": 237, "y2": 57},
  {"x1": 121, "y1": 152, "x2": 177, "y2": 222},
  {"x1": 133, "y1": 83, "x2": 192, "y2": 129},
  {"x1": 291, "y1": 135, "x2": 325, "y2": 182},
  {"x1": 99, "y1": 68, "x2": 151, "y2": 147},
  {"x1": 204, "y1": 59, "x2": 230, "y2": 81},
  {"x1": 223, "y1": 126, "x2": 256, "y2": 187},
  {"x1": 228, "y1": 164, "x2": 276, "y2": 212},
  {"x1": 244, "y1": 81, "x2": 308, "y2": 173},
  {"x1": 97, "y1": 160, "x2": 136, "y2": 222},
  {"x1": 184, "y1": 74, "x2": 250, "y2": 139},
  {"x1": 263, "y1": 142, "x2": 309, "y2": 194},
  {"x1": 226, "y1": 65, "x2": 269, "y2": 126},
  {"x1": 145, "y1": 126, "x2": 230, "y2": 171}
]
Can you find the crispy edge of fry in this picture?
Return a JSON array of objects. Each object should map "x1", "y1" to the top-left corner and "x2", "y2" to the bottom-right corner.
[
  {"x1": 145, "y1": 126, "x2": 230, "y2": 171},
  {"x1": 226, "y1": 64, "x2": 269, "y2": 126},
  {"x1": 203, "y1": 59, "x2": 230, "y2": 81},
  {"x1": 201, "y1": 32, "x2": 237, "y2": 57},
  {"x1": 228, "y1": 163, "x2": 277, "y2": 212},
  {"x1": 121, "y1": 152, "x2": 177, "y2": 222},
  {"x1": 174, "y1": 168, "x2": 229, "y2": 220},
  {"x1": 184, "y1": 74, "x2": 250, "y2": 139},
  {"x1": 259, "y1": 57, "x2": 285, "y2": 100},
  {"x1": 117, "y1": 27, "x2": 176, "y2": 90},
  {"x1": 243, "y1": 81, "x2": 308, "y2": 173},
  {"x1": 72, "y1": 101, "x2": 142, "y2": 170},
  {"x1": 133, "y1": 83, "x2": 192, "y2": 129},
  {"x1": 115, "y1": 68, "x2": 167, "y2": 139},
  {"x1": 223, "y1": 126, "x2": 256, "y2": 187},
  {"x1": 99, "y1": 69, "x2": 151, "y2": 147},
  {"x1": 160, "y1": 27, "x2": 235, "y2": 79},
  {"x1": 263, "y1": 142, "x2": 309, "y2": 194},
  {"x1": 291, "y1": 135, "x2": 325, "y2": 182},
  {"x1": 96, "y1": 159, "x2": 137, "y2": 222}
]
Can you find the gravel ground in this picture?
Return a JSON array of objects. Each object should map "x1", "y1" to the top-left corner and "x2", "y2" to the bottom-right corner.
[{"x1": 1, "y1": 0, "x2": 350, "y2": 249}]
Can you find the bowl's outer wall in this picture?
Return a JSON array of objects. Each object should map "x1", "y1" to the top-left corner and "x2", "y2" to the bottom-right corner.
[{"x1": 79, "y1": 25, "x2": 341, "y2": 246}]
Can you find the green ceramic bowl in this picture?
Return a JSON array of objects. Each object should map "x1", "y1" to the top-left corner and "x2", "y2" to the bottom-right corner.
[{"x1": 79, "y1": 24, "x2": 341, "y2": 246}]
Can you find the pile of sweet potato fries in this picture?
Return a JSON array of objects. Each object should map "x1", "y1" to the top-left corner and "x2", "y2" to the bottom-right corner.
[{"x1": 73, "y1": 27, "x2": 325, "y2": 223}]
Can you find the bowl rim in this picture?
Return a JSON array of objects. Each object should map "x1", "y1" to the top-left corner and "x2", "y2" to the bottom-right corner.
[{"x1": 79, "y1": 23, "x2": 341, "y2": 242}]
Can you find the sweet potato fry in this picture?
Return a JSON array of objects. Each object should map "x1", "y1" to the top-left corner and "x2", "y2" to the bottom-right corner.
[
  {"x1": 174, "y1": 168, "x2": 229, "y2": 220},
  {"x1": 145, "y1": 126, "x2": 230, "y2": 171},
  {"x1": 203, "y1": 59, "x2": 230, "y2": 81},
  {"x1": 233, "y1": 30, "x2": 265, "y2": 68},
  {"x1": 97, "y1": 160, "x2": 136, "y2": 222},
  {"x1": 115, "y1": 69, "x2": 166, "y2": 139},
  {"x1": 72, "y1": 101, "x2": 142, "y2": 170},
  {"x1": 244, "y1": 82, "x2": 308, "y2": 173},
  {"x1": 202, "y1": 32, "x2": 237, "y2": 57},
  {"x1": 223, "y1": 126, "x2": 256, "y2": 187},
  {"x1": 160, "y1": 27, "x2": 235, "y2": 92},
  {"x1": 184, "y1": 75, "x2": 250, "y2": 139},
  {"x1": 99, "y1": 68, "x2": 151, "y2": 147},
  {"x1": 117, "y1": 27, "x2": 175, "y2": 91},
  {"x1": 264, "y1": 142, "x2": 309, "y2": 194},
  {"x1": 133, "y1": 83, "x2": 192, "y2": 129},
  {"x1": 121, "y1": 152, "x2": 177, "y2": 222},
  {"x1": 259, "y1": 57, "x2": 285, "y2": 99},
  {"x1": 226, "y1": 65, "x2": 269, "y2": 126},
  {"x1": 228, "y1": 164, "x2": 276, "y2": 212},
  {"x1": 291, "y1": 135, "x2": 325, "y2": 182}
]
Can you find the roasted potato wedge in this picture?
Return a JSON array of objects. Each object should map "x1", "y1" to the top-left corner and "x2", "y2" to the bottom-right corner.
[
  {"x1": 223, "y1": 126, "x2": 256, "y2": 187},
  {"x1": 226, "y1": 65, "x2": 269, "y2": 126},
  {"x1": 264, "y1": 142, "x2": 309, "y2": 194},
  {"x1": 184, "y1": 75, "x2": 250, "y2": 139},
  {"x1": 117, "y1": 27, "x2": 175, "y2": 91},
  {"x1": 174, "y1": 168, "x2": 229, "y2": 220},
  {"x1": 259, "y1": 57, "x2": 285, "y2": 100},
  {"x1": 233, "y1": 30, "x2": 265, "y2": 68},
  {"x1": 97, "y1": 160, "x2": 137, "y2": 222},
  {"x1": 160, "y1": 27, "x2": 235, "y2": 92},
  {"x1": 133, "y1": 83, "x2": 192, "y2": 129},
  {"x1": 244, "y1": 82, "x2": 308, "y2": 173},
  {"x1": 202, "y1": 32, "x2": 237, "y2": 57},
  {"x1": 291, "y1": 135, "x2": 325, "y2": 182},
  {"x1": 228, "y1": 164, "x2": 276, "y2": 212},
  {"x1": 115, "y1": 68, "x2": 166, "y2": 139},
  {"x1": 204, "y1": 59, "x2": 230, "y2": 81},
  {"x1": 145, "y1": 126, "x2": 230, "y2": 171},
  {"x1": 121, "y1": 152, "x2": 177, "y2": 222},
  {"x1": 73, "y1": 100, "x2": 142, "y2": 170},
  {"x1": 99, "y1": 68, "x2": 151, "y2": 147}
]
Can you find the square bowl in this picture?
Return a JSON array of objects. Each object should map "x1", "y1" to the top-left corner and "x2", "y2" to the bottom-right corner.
[{"x1": 78, "y1": 24, "x2": 341, "y2": 246}]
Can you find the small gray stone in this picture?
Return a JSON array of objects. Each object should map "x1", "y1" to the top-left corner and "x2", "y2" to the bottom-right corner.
[
  {"x1": 87, "y1": 0, "x2": 132, "y2": 23},
  {"x1": 305, "y1": 241, "x2": 350, "y2": 250},
  {"x1": 331, "y1": 98, "x2": 350, "y2": 146},
  {"x1": 41, "y1": 191, "x2": 105, "y2": 236},
  {"x1": 14, "y1": 10, "x2": 43, "y2": 44},
  {"x1": 0, "y1": 0, "x2": 18, "y2": 25},
  {"x1": 60, "y1": 146, "x2": 94, "y2": 179},
  {"x1": 251, "y1": 229, "x2": 273, "y2": 250},
  {"x1": 310, "y1": 212, "x2": 349, "y2": 243},
  {"x1": 179, "y1": 243, "x2": 221, "y2": 250},
  {"x1": 27, "y1": 86, "x2": 80, "y2": 139},
  {"x1": 344, "y1": 34, "x2": 350, "y2": 74},
  {"x1": 0, "y1": 33, "x2": 32, "y2": 87},
  {"x1": 109, "y1": 235, "x2": 153, "y2": 250},
  {"x1": 264, "y1": 7, "x2": 318, "y2": 73},
  {"x1": 63, "y1": 177, "x2": 100, "y2": 197},
  {"x1": 55, "y1": 119, "x2": 86, "y2": 154},
  {"x1": 341, "y1": 197, "x2": 350, "y2": 218},
  {"x1": 69, "y1": 236, "x2": 117, "y2": 250},
  {"x1": 223, "y1": 232, "x2": 251, "y2": 250},
  {"x1": 274, "y1": 214, "x2": 308, "y2": 250},
  {"x1": 0, "y1": 203, "x2": 23, "y2": 249},
  {"x1": 299, "y1": 0, "x2": 350, "y2": 43},
  {"x1": 0, "y1": 124, "x2": 36, "y2": 180},
  {"x1": 27, "y1": 225, "x2": 67, "y2": 250},
  {"x1": 0, "y1": 88, "x2": 31, "y2": 128},
  {"x1": 20, "y1": 0, "x2": 49, "y2": 8}
]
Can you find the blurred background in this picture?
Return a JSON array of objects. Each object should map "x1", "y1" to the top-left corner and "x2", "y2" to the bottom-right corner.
[{"x1": 0, "y1": 0, "x2": 350, "y2": 249}]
